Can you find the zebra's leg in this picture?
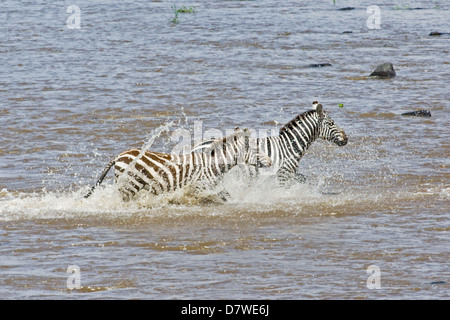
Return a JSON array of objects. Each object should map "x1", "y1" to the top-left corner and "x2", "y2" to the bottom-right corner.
[
  {"x1": 217, "y1": 189, "x2": 231, "y2": 202},
  {"x1": 189, "y1": 183, "x2": 230, "y2": 203},
  {"x1": 209, "y1": 176, "x2": 231, "y2": 202},
  {"x1": 246, "y1": 164, "x2": 259, "y2": 181},
  {"x1": 277, "y1": 168, "x2": 306, "y2": 187},
  {"x1": 294, "y1": 172, "x2": 307, "y2": 183},
  {"x1": 114, "y1": 170, "x2": 148, "y2": 201}
]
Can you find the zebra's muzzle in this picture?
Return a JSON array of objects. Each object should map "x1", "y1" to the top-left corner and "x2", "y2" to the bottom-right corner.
[{"x1": 335, "y1": 133, "x2": 348, "y2": 146}]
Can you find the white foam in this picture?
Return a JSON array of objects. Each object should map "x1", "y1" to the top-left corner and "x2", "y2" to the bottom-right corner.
[
  {"x1": 0, "y1": 186, "x2": 135, "y2": 221},
  {"x1": 3, "y1": 165, "x2": 445, "y2": 222},
  {"x1": 0, "y1": 175, "x2": 329, "y2": 221}
]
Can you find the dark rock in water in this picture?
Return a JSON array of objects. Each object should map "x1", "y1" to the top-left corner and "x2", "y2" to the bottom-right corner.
[
  {"x1": 429, "y1": 31, "x2": 450, "y2": 36},
  {"x1": 430, "y1": 281, "x2": 448, "y2": 285},
  {"x1": 369, "y1": 63, "x2": 396, "y2": 78},
  {"x1": 307, "y1": 63, "x2": 332, "y2": 68},
  {"x1": 401, "y1": 110, "x2": 431, "y2": 117},
  {"x1": 338, "y1": 7, "x2": 355, "y2": 11}
]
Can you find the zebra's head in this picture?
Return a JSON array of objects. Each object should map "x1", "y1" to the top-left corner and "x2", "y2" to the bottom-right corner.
[{"x1": 314, "y1": 101, "x2": 348, "y2": 147}]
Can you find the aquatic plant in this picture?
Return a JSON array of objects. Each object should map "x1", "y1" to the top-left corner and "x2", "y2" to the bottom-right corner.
[
  {"x1": 176, "y1": 6, "x2": 196, "y2": 14},
  {"x1": 171, "y1": 4, "x2": 196, "y2": 24}
]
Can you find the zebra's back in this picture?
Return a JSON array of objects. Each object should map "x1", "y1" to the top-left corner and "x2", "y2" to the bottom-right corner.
[{"x1": 84, "y1": 127, "x2": 272, "y2": 200}]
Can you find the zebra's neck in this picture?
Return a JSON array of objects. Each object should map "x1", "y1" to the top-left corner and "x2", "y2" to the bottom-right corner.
[{"x1": 258, "y1": 110, "x2": 320, "y2": 170}]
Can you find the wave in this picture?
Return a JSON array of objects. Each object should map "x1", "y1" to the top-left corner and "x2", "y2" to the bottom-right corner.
[
  {"x1": 1, "y1": 165, "x2": 447, "y2": 223},
  {"x1": 0, "y1": 172, "x2": 349, "y2": 221}
]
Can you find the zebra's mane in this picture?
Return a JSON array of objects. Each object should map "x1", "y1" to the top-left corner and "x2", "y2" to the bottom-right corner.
[
  {"x1": 191, "y1": 128, "x2": 249, "y2": 153},
  {"x1": 279, "y1": 109, "x2": 317, "y2": 134},
  {"x1": 208, "y1": 128, "x2": 248, "y2": 150}
]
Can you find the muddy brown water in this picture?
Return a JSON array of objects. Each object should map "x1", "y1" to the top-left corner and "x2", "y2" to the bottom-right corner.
[{"x1": 0, "y1": 1, "x2": 448, "y2": 299}]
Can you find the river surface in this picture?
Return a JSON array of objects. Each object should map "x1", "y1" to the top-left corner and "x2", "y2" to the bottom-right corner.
[{"x1": 0, "y1": 0, "x2": 449, "y2": 299}]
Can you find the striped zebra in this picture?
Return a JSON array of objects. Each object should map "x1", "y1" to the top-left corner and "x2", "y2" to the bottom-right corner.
[
  {"x1": 84, "y1": 127, "x2": 271, "y2": 200},
  {"x1": 261, "y1": 101, "x2": 348, "y2": 184},
  {"x1": 195, "y1": 102, "x2": 348, "y2": 185}
]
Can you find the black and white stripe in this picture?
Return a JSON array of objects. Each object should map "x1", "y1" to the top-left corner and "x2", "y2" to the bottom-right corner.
[
  {"x1": 84, "y1": 128, "x2": 271, "y2": 200},
  {"x1": 193, "y1": 102, "x2": 348, "y2": 185},
  {"x1": 255, "y1": 101, "x2": 348, "y2": 183}
]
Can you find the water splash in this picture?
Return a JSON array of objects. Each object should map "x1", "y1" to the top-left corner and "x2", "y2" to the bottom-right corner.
[{"x1": 1, "y1": 118, "x2": 445, "y2": 222}]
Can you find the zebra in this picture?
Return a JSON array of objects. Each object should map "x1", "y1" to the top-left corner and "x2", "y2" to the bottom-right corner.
[
  {"x1": 194, "y1": 101, "x2": 348, "y2": 185},
  {"x1": 83, "y1": 127, "x2": 271, "y2": 200}
]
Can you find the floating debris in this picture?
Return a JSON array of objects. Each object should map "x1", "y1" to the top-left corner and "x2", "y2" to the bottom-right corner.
[
  {"x1": 429, "y1": 31, "x2": 450, "y2": 36},
  {"x1": 307, "y1": 63, "x2": 332, "y2": 68},
  {"x1": 401, "y1": 110, "x2": 431, "y2": 117}
]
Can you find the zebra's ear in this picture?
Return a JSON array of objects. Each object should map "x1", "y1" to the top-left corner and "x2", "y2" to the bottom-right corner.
[{"x1": 316, "y1": 104, "x2": 324, "y2": 118}]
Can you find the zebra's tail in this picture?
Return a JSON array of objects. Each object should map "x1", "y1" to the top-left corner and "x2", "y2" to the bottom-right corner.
[{"x1": 83, "y1": 159, "x2": 116, "y2": 198}]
